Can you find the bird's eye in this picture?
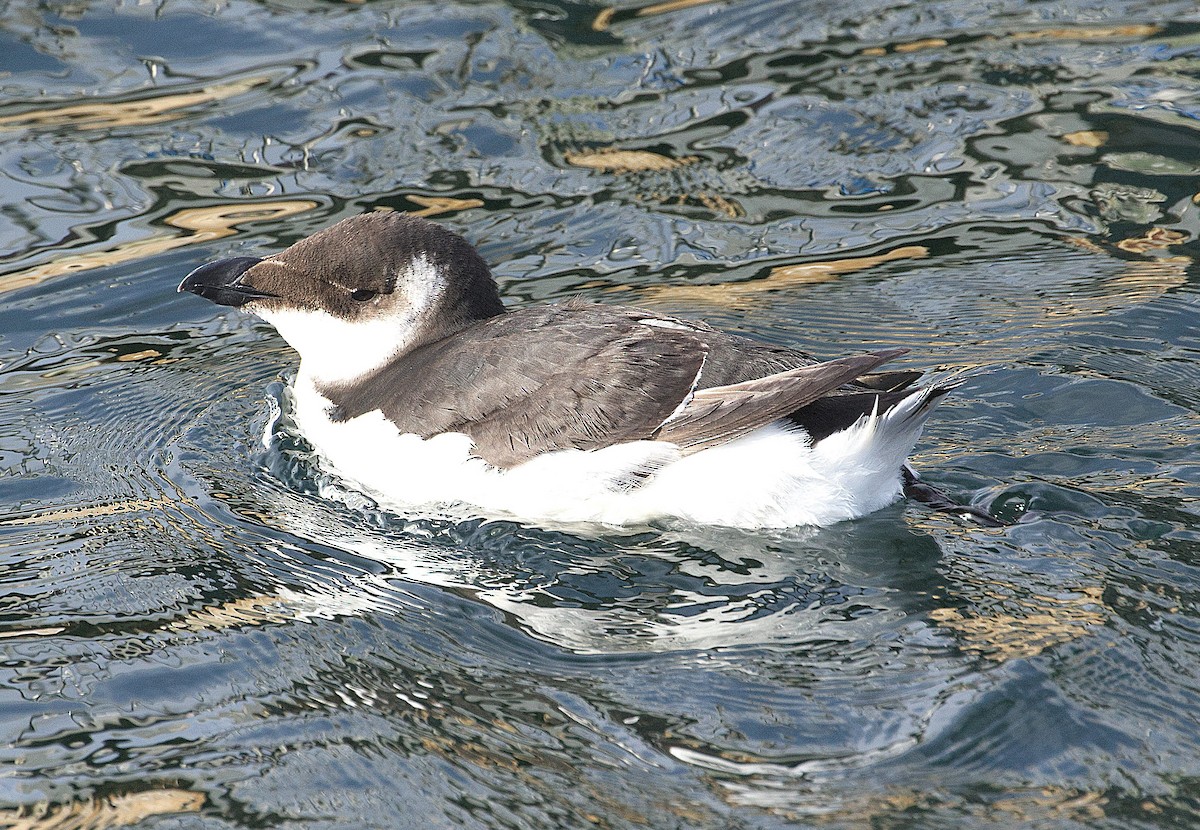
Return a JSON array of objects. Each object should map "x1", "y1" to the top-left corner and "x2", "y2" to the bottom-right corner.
[{"x1": 350, "y1": 289, "x2": 377, "y2": 302}]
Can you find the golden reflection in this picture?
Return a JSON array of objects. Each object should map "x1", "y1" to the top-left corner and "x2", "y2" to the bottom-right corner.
[
  {"x1": 801, "y1": 784, "x2": 1106, "y2": 825},
  {"x1": 1115, "y1": 227, "x2": 1188, "y2": 254},
  {"x1": 689, "y1": 192, "x2": 743, "y2": 218},
  {"x1": 163, "y1": 201, "x2": 317, "y2": 235},
  {"x1": 0, "y1": 626, "x2": 65, "y2": 639},
  {"x1": 163, "y1": 578, "x2": 382, "y2": 634},
  {"x1": 636, "y1": 0, "x2": 721, "y2": 15},
  {"x1": 893, "y1": 38, "x2": 950, "y2": 53},
  {"x1": 0, "y1": 76, "x2": 269, "y2": 131},
  {"x1": 565, "y1": 148, "x2": 693, "y2": 172},
  {"x1": 636, "y1": 245, "x2": 929, "y2": 309},
  {"x1": 565, "y1": 148, "x2": 743, "y2": 216},
  {"x1": 1062, "y1": 130, "x2": 1108, "y2": 148},
  {"x1": 1047, "y1": 255, "x2": 1189, "y2": 318},
  {"x1": 115, "y1": 349, "x2": 163, "y2": 363},
  {"x1": 635, "y1": 236, "x2": 1189, "y2": 321},
  {"x1": 592, "y1": 0, "x2": 720, "y2": 30},
  {"x1": 0, "y1": 200, "x2": 319, "y2": 294},
  {"x1": 929, "y1": 586, "x2": 1104, "y2": 662},
  {"x1": 1008, "y1": 23, "x2": 1161, "y2": 41},
  {"x1": 1061, "y1": 236, "x2": 1108, "y2": 254},
  {"x1": 988, "y1": 787, "x2": 1107, "y2": 822},
  {"x1": 1, "y1": 790, "x2": 205, "y2": 830},
  {"x1": 591, "y1": 7, "x2": 616, "y2": 30},
  {"x1": 405, "y1": 195, "x2": 486, "y2": 217},
  {"x1": 859, "y1": 25, "x2": 1158, "y2": 59},
  {"x1": 169, "y1": 593, "x2": 299, "y2": 633},
  {"x1": 0, "y1": 498, "x2": 169, "y2": 527},
  {"x1": 767, "y1": 245, "x2": 929, "y2": 285}
]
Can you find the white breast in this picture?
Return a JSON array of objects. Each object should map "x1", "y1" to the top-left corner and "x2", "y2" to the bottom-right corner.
[{"x1": 285, "y1": 375, "x2": 926, "y2": 528}]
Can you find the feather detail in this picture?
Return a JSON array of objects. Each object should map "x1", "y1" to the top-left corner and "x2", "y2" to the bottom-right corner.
[{"x1": 654, "y1": 349, "x2": 908, "y2": 453}]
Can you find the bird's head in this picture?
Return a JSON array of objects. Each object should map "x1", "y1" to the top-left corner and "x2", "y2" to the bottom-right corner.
[{"x1": 179, "y1": 212, "x2": 504, "y2": 385}]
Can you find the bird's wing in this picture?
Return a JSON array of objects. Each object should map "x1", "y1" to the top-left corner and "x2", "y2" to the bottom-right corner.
[
  {"x1": 673, "y1": 328, "x2": 923, "y2": 393},
  {"x1": 680, "y1": 329, "x2": 925, "y2": 442},
  {"x1": 327, "y1": 304, "x2": 711, "y2": 468},
  {"x1": 652, "y1": 349, "x2": 907, "y2": 454},
  {"x1": 324, "y1": 302, "x2": 910, "y2": 467}
]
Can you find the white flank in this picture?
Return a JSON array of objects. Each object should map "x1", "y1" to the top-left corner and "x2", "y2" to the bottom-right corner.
[{"x1": 285, "y1": 376, "x2": 943, "y2": 529}]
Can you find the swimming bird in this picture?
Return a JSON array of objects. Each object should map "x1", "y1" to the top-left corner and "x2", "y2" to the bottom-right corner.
[{"x1": 179, "y1": 212, "x2": 995, "y2": 528}]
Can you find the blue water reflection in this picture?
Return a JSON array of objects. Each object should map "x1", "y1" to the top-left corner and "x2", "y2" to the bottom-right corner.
[{"x1": 3, "y1": 1, "x2": 1200, "y2": 827}]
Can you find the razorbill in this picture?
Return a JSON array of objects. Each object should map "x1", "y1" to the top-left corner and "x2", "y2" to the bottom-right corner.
[{"x1": 179, "y1": 212, "x2": 996, "y2": 528}]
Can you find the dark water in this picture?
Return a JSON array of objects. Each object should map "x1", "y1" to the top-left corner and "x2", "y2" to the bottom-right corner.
[{"x1": 3, "y1": 0, "x2": 1200, "y2": 827}]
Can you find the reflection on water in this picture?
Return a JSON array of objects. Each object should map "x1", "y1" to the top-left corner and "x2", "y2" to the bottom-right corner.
[
  {"x1": 3, "y1": 0, "x2": 1200, "y2": 827},
  {"x1": 0, "y1": 201, "x2": 319, "y2": 293}
]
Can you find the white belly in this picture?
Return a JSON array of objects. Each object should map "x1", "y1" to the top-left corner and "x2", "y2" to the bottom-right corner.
[{"x1": 285, "y1": 375, "x2": 920, "y2": 529}]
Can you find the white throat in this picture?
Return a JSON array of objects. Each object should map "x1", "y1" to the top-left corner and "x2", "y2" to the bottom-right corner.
[{"x1": 254, "y1": 255, "x2": 446, "y2": 386}]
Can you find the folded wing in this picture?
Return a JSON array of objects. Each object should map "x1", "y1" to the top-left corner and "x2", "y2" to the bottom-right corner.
[
  {"x1": 653, "y1": 349, "x2": 907, "y2": 453},
  {"x1": 321, "y1": 302, "x2": 912, "y2": 467}
]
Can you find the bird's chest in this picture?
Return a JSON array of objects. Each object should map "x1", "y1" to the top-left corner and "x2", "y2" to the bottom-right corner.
[{"x1": 289, "y1": 375, "x2": 485, "y2": 503}]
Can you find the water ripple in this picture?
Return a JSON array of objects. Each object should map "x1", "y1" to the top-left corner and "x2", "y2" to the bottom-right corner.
[{"x1": 3, "y1": 3, "x2": 1200, "y2": 828}]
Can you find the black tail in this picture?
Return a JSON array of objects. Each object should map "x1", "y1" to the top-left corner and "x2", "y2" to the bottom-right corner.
[{"x1": 790, "y1": 381, "x2": 954, "y2": 444}]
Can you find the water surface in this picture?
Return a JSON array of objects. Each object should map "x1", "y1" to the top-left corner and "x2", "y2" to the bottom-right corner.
[{"x1": 3, "y1": 1, "x2": 1200, "y2": 827}]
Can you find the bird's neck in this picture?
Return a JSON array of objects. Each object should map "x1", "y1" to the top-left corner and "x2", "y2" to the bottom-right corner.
[{"x1": 297, "y1": 300, "x2": 506, "y2": 402}]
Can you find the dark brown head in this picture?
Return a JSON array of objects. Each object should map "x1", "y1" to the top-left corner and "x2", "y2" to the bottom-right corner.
[{"x1": 179, "y1": 212, "x2": 505, "y2": 384}]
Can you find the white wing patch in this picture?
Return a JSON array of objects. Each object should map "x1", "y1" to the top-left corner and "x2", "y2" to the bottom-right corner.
[
  {"x1": 657, "y1": 350, "x2": 707, "y2": 429},
  {"x1": 638, "y1": 317, "x2": 698, "y2": 332}
]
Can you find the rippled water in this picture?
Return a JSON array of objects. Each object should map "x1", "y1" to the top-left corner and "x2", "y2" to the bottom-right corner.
[{"x1": 4, "y1": 1, "x2": 1200, "y2": 827}]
